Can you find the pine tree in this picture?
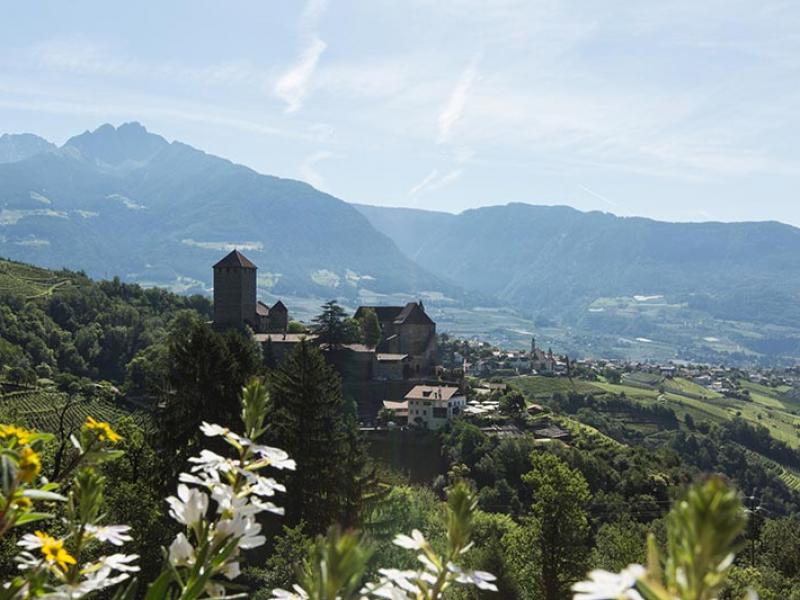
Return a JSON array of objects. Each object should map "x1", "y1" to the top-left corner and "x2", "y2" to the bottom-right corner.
[
  {"x1": 267, "y1": 340, "x2": 366, "y2": 533},
  {"x1": 312, "y1": 300, "x2": 348, "y2": 349}
]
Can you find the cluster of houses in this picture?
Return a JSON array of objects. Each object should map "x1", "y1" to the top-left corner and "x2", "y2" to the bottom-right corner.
[{"x1": 444, "y1": 337, "x2": 570, "y2": 377}]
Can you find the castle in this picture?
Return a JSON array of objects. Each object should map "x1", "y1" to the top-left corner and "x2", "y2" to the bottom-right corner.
[
  {"x1": 212, "y1": 250, "x2": 288, "y2": 333},
  {"x1": 212, "y1": 249, "x2": 447, "y2": 422}
]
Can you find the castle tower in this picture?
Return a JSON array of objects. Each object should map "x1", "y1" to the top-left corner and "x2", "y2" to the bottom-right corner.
[{"x1": 213, "y1": 250, "x2": 258, "y2": 330}]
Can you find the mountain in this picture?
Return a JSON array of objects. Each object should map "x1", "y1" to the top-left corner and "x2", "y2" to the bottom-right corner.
[
  {"x1": 355, "y1": 202, "x2": 800, "y2": 362},
  {"x1": 0, "y1": 123, "x2": 453, "y2": 306},
  {"x1": 0, "y1": 133, "x2": 56, "y2": 164}
]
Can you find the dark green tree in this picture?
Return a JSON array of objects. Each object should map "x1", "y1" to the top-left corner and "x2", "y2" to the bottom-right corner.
[
  {"x1": 312, "y1": 300, "x2": 349, "y2": 349},
  {"x1": 267, "y1": 341, "x2": 366, "y2": 534},
  {"x1": 161, "y1": 316, "x2": 261, "y2": 466}
]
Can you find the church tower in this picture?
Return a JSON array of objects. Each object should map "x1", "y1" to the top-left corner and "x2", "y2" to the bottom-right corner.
[{"x1": 213, "y1": 250, "x2": 258, "y2": 330}]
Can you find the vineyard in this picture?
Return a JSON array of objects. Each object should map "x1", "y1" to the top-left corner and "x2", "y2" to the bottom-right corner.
[
  {"x1": 0, "y1": 388, "x2": 144, "y2": 432},
  {"x1": 0, "y1": 258, "x2": 75, "y2": 300}
]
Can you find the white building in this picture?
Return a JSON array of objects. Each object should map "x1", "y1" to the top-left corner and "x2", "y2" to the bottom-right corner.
[{"x1": 405, "y1": 385, "x2": 466, "y2": 430}]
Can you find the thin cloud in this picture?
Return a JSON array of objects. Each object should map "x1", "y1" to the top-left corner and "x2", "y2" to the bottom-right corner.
[
  {"x1": 437, "y1": 55, "x2": 480, "y2": 143},
  {"x1": 579, "y1": 185, "x2": 618, "y2": 208},
  {"x1": 275, "y1": 38, "x2": 327, "y2": 113},
  {"x1": 299, "y1": 150, "x2": 339, "y2": 189},
  {"x1": 408, "y1": 168, "x2": 462, "y2": 196},
  {"x1": 275, "y1": 0, "x2": 329, "y2": 113}
]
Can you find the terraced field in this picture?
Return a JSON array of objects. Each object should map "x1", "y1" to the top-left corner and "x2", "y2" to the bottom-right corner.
[
  {"x1": 0, "y1": 388, "x2": 139, "y2": 432},
  {"x1": 0, "y1": 258, "x2": 75, "y2": 300}
]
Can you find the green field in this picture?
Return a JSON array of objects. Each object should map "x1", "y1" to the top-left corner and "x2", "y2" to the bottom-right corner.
[{"x1": 512, "y1": 375, "x2": 800, "y2": 448}]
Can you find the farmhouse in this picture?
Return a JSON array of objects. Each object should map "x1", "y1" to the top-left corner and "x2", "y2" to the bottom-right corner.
[{"x1": 405, "y1": 385, "x2": 466, "y2": 430}]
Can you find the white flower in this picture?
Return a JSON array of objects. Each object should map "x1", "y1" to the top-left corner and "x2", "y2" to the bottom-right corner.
[
  {"x1": 85, "y1": 524, "x2": 133, "y2": 546},
  {"x1": 572, "y1": 564, "x2": 646, "y2": 600},
  {"x1": 270, "y1": 584, "x2": 310, "y2": 599},
  {"x1": 14, "y1": 551, "x2": 40, "y2": 571},
  {"x1": 374, "y1": 568, "x2": 424, "y2": 594},
  {"x1": 251, "y1": 444, "x2": 297, "y2": 470},
  {"x1": 200, "y1": 422, "x2": 245, "y2": 445},
  {"x1": 250, "y1": 496, "x2": 285, "y2": 516},
  {"x1": 179, "y1": 469, "x2": 221, "y2": 489},
  {"x1": 168, "y1": 533, "x2": 195, "y2": 567},
  {"x1": 215, "y1": 514, "x2": 266, "y2": 549},
  {"x1": 166, "y1": 484, "x2": 209, "y2": 526},
  {"x1": 220, "y1": 560, "x2": 241, "y2": 580},
  {"x1": 247, "y1": 473, "x2": 286, "y2": 497},
  {"x1": 189, "y1": 449, "x2": 238, "y2": 475},
  {"x1": 447, "y1": 563, "x2": 498, "y2": 591},
  {"x1": 94, "y1": 553, "x2": 140, "y2": 573},
  {"x1": 393, "y1": 529, "x2": 428, "y2": 550}
]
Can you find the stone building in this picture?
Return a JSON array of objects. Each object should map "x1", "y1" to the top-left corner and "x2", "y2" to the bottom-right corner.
[
  {"x1": 354, "y1": 302, "x2": 437, "y2": 375},
  {"x1": 213, "y1": 249, "x2": 289, "y2": 333},
  {"x1": 213, "y1": 250, "x2": 258, "y2": 331}
]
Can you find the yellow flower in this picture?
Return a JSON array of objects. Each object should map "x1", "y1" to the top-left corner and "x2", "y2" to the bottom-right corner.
[
  {"x1": 11, "y1": 495, "x2": 32, "y2": 509},
  {"x1": 17, "y1": 447, "x2": 41, "y2": 483},
  {"x1": 34, "y1": 531, "x2": 76, "y2": 571},
  {"x1": 0, "y1": 424, "x2": 35, "y2": 445},
  {"x1": 84, "y1": 417, "x2": 122, "y2": 443}
]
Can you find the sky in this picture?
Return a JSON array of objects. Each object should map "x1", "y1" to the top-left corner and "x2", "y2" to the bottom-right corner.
[{"x1": 2, "y1": 1, "x2": 800, "y2": 224}]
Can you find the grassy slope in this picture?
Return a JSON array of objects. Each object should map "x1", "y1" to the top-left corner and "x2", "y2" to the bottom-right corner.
[
  {"x1": 0, "y1": 258, "x2": 76, "y2": 300},
  {"x1": 513, "y1": 375, "x2": 800, "y2": 448}
]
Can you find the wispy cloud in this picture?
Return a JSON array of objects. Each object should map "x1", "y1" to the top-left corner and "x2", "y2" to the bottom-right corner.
[
  {"x1": 579, "y1": 185, "x2": 618, "y2": 208},
  {"x1": 437, "y1": 55, "x2": 479, "y2": 143},
  {"x1": 274, "y1": 0, "x2": 329, "y2": 113},
  {"x1": 408, "y1": 168, "x2": 462, "y2": 196},
  {"x1": 299, "y1": 150, "x2": 339, "y2": 188}
]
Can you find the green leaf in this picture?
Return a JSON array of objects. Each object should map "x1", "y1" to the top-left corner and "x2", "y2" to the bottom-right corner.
[
  {"x1": 144, "y1": 569, "x2": 174, "y2": 600},
  {"x1": 12, "y1": 511, "x2": 53, "y2": 526},
  {"x1": 22, "y1": 489, "x2": 67, "y2": 502}
]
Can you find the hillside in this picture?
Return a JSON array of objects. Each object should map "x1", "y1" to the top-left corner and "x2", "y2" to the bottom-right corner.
[
  {"x1": 356, "y1": 203, "x2": 800, "y2": 363},
  {"x1": 0, "y1": 123, "x2": 454, "y2": 303}
]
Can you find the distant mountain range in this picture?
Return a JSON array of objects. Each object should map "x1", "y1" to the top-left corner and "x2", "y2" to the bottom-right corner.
[
  {"x1": 3, "y1": 122, "x2": 800, "y2": 363},
  {"x1": 355, "y1": 203, "x2": 800, "y2": 362},
  {"x1": 0, "y1": 123, "x2": 451, "y2": 303}
]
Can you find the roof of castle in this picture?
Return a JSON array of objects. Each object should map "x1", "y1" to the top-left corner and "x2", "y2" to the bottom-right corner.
[
  {"x1": 271, "y1": 300, "x2": 288, "y2": 312},
  {"x1": 256, "y1": 301, "x2": 270, "y2": 316},
  {"x1": 355, "y1": 302, "x2": 433, "y2": 325},
  {"x1": 213, "y1": 249, "x2": 257, "y2": 269}
]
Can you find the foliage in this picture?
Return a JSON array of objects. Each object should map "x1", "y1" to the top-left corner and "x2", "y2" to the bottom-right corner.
[
  {"x1": 358, "y1": 308, "x2": 382, "y2": 349},
  {"x1": 271, "y1": 481, "x2": 498, "y2": 599},
  {"x1": 267, "y1": 341, "x2": 368, "y2": 534},
  {"x1": 312, "y1": 301, "x2": 350, "y2": 349},
  {"x1": 573, "y1": 476, "x2": 748, "y2": 600},
  {"x1": 522, "y1": 452, "x2": 591, "y2": 600},
  {"x1": 0, "y1": 260, "x2": 210, "y2": 384}
]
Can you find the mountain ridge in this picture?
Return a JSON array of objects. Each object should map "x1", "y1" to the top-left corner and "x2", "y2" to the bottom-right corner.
[{"x1": 0, "y1": 123, "x2": 458, "y2": 305}]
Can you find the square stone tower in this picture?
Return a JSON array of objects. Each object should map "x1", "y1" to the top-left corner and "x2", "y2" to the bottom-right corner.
[{"x1": 213, "y1": 250, "x2": 258, "y2": 330}]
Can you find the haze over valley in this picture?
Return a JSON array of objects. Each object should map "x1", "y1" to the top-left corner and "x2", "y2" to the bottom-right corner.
[{"x1": 2, "y1": 122, "x2": 800, "y2": 365}]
